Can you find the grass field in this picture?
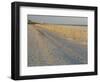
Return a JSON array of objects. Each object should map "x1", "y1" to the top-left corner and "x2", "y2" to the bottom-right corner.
[
  {"x1": 28, "y1": 24, "x2": 87, "y2": 66},
  {"x1": 35, "y1": 24, "x2": 87, "y2": 45}
]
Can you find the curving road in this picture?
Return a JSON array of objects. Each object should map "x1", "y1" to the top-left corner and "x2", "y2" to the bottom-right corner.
[{"x1": 28, "y1": 24, "x2": 87, "y2": 66}]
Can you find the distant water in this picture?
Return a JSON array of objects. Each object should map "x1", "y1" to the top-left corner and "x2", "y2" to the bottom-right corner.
[{"x1": 28, "y1": 15, "x2": 88, "y2": 26}]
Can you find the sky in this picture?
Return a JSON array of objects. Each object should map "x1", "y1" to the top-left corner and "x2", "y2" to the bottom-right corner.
[{"x1": 28, "y1": 15, "x2": 87, "y2": 26}]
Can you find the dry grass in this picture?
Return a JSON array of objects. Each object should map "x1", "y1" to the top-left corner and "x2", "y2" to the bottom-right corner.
[{"x1": 35, "y1": 24, "x2": 87, "y2": 45}]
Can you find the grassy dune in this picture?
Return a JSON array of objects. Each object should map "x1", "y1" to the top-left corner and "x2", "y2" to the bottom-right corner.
[{"x1": 35, "y1": 24, "x2": 87, "y2": 45}]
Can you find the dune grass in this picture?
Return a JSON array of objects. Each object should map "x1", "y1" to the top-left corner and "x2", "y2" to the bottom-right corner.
[{"x1": 35, "y1": 24, "x2": 87, "y2": 45}]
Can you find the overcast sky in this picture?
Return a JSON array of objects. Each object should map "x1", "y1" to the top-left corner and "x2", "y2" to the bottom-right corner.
[{"x1": 28, "y1": 15, "x2": 87, "y2": 26}]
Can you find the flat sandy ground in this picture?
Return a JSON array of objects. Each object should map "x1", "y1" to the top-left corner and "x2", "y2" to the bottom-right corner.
[{"x1": 28, "y1": 24, "x2": 87, "y2": 66}]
